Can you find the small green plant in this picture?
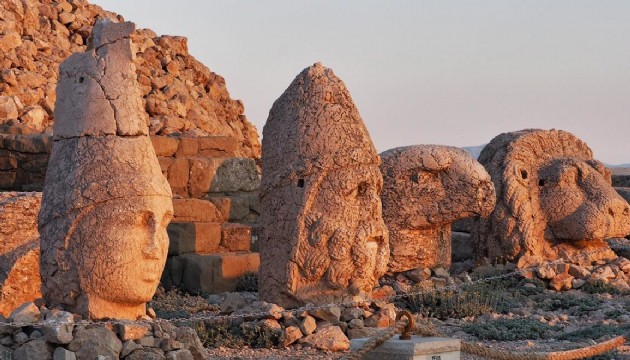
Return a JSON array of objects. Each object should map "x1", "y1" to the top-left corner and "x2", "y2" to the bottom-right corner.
[
  {"x1": 581, "y1": 280, "x2": 621, "y2": 295},
  {"x1": 559, "y1": 324, "x2": 630, "y2": 341},
  {"x1": 463, "y1": 318, "x2": 562, "y2": 341},
  {"x1": 195, "y1": 319, "x2": 280, "y2": 348},
  {"x1": 408, "y1": 282, "x2": 504, "y2": 319},
  {"x1": 236, "y1": 272, "x2": 258, "y2": 292},
  {"x1": 534, "y1": 293, "x2": 603, "y2": 315}
]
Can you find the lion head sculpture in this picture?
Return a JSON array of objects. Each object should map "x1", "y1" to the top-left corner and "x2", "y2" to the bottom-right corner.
[
  {"x1": 472, "y1": 129, "x2": 630, "y2": 265},
  {"x1": 381, "y1": 145, "x2": 496, "y2": 272}
]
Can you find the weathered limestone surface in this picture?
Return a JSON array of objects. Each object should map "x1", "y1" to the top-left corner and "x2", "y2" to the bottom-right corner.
[
  {"x1": 0, "y1": 0, "x2": 259, "y2": 159},
  {"x1": 472, "y1": 129, "x2": 630, "y2": 265},
  {"x1": 259, "y1": 63, "x2": 389, "y2": 308},
  {"x1": 380, "y1": 145, "x2": 496, "y2": 272},
  {"x1": 0, "y1": 192, "x2": 42, "y2": 317},
  {"x1": 39, "y1": 20, "x2": 173, "y2": 320}
]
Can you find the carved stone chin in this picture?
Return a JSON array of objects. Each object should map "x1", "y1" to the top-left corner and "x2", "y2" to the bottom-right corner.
[
  {"x1": 259, "y1": 63, "x2": 389, "y2": 308},
  {"x1": 39, "y1": 19, "x2": 173, "y2": 320},
  {"x1": 472, "y1": 129, "x2": 630, "y2": 265}
]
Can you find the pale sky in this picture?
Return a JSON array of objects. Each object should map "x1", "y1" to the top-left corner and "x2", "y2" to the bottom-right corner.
[{"x1": 93, "y1": 1, "x2": 630, "y2": 165}]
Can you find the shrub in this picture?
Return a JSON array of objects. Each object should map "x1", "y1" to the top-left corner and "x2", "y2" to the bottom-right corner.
[
  {"x1": 581, "y1": 280, "x2": 622, "y2": 295},
  {"x1": 195, "y1": 319, "x2": 280, "y2": 348},
  {"x1": 463, "y1": 318, "x2": 562, "y2": 341},
  {"x1": 236, "y1": 272, "x2": 258, "y2": 292},
  {"x1": 559, "y1": 324, "x2": 630, "y2": 341},
  {"x1": 408, "y1": 282, "x2": 503, "y2": 319}
]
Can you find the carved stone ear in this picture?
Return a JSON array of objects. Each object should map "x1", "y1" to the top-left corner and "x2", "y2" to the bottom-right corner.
[{"x1": 513, "y1": 164, "x2": 531, "y2": 185}]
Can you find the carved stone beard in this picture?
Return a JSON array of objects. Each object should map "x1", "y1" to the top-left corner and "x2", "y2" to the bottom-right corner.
[{"x1": 299, "y1": 213, "x2": 388, "y2": 296}]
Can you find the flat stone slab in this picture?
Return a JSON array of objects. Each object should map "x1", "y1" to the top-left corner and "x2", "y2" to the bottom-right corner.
[{"x1": 351, "y1": 336, "x2": 460, "y2": 360}]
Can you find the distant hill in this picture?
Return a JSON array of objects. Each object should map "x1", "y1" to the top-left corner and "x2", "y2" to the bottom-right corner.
[{"x1": 461, "y1": 145, "x2": 486, "y2": 159}]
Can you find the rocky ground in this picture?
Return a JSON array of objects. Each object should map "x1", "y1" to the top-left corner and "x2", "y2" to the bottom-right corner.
[
  {"x1": 143, "y1": 255, "x2": 630, "y2": 360},
  {"x1": 3, "y1": 254, "x2": 630, "y2": 359}
]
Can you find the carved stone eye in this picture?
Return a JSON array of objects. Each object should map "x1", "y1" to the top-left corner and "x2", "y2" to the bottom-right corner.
[
  {"x1": 357, "y1": 182, "x2": 368, "y2": 197},
  {"x1": 538, "y1": 179, "x2": 545, "y2": 187},
  {"x1": 297, "y1": 179, "x2": 305, "y2": 188}
]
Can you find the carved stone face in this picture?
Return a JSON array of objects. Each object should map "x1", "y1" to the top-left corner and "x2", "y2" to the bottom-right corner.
[
  {"x1": 538, "y1": 158, "x2": 630, "y2": 241},
  {"x1": 297, "y1": 165, "x2": 388, "y2": 298},
  {"x1": 68, "y1": 196, "x2": 172, "y2": 318}
]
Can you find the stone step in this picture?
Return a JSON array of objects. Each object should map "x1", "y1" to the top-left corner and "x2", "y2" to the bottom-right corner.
[
  {"x1": 162, "y1": 252, "x2": 260, "y2": 294},
  {"x1": 167, "y1": 222, "x2": 252, "y2": 255},
  {"x1": 171, "y1": 198, "x2": 227, "y2": 223}
]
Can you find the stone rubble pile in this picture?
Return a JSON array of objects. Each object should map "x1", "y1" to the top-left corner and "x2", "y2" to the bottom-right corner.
[
  {"x1": 210, "y1": 291, "x2": 406, "y2": 352},
  {"x1": 0, "y1": 0, "x2": 259, "y2": 159},
  {"x1": 0, "y1": 302, "x2": 208, "y2": 360}
]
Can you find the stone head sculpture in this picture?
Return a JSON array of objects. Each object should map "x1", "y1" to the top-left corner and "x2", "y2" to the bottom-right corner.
[
  {"x1": 381, "y1": 145, "x2": 496, "y2": 272},
  {"x1": 472, "y1": 129, "x2": 630, "y2": 265},
  {"x1": 38, "y1": 19, "x2": 173, "y2": 320},
  {"x1": 259, "y1": 63, "x2": 389, "y2": 308}
]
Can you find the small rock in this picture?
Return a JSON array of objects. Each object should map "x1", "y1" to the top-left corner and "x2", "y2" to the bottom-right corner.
[
  {"x1": 220, "y1": 293, "x2": 246, "y2": 313},
  {"x1": 53, "y1": 347, "x2": 76, "y2": 360},
  {"x1": 405, "y1": 268, "x2": 432, "y2": 282},
  {"x1": 572, "y1": 279, "x2": 586, "y2": 289},
  {"x1": 517, "y1": 255, "x2": 543, "y2": 269},
  {"x1": 549, "y1": 273, "x2": 573, "y2": 291},
  {"x1": 568, "y1": 264, "x2": 591, "y2": 279},
  {"x1": 371, "y1": 285, "x2": 396, "y2": 300},
  {"x1": 300, "y1": 325, "x2": 349, "y2": 351},
  {"x1": 432, "y1": 267, "x2": 450, "y2": 278},
  {"x1": 309, "y1": 306, "x2": 341, "y2": 323},
  {"x1": 116, "y1": 321, "x2": 151, "y2": 341},
  {"x1": 299, "y1": 315, "x2": 317, "y2": 336},
  {"x1": 147, "y1": 308, "x2": 157, "y2": 319},
  {"x1": 43, "y1": 310, "x2": 74, "y2": 344},
  {"x1": 591, "y1": 266, "x2": 616, "y2": 280},
  {"x1": 9, "y1": 302, "x2": 41, "y2": 323},
  {"x1": 68, "y1": 327, "x2": 122, "y2": 359},
  {"x1": 280, "y1": 326, "x2": 303, "y2": 347},
  {"x1": 340, "y1": 307, "x2": 364, "y2": 322},
  {"x1": 126, "y1": 347, "x2": 166, "y2": 360},
  {"x1": 537, "y1": 264, "x2": 556, "y2": 280},
  {"x1": 13, "y1": 331, "x2": 29, "y2": 344},
  {"x1": 166, "y1": 349, "x2": 194, "y2": 360},
  {"x1": 348, "y1": 319, "x2": 364, "y2": 329},
  {"x1": 160, "y1": 338, "x2": 184, "y2": 352},
  {"x1": 175, "y1": 326, "x2": 208, "y2": 360},
  {"x1": 14, "y1": 339, "x2": 53, "y2": 359},
  {"x1": 121, "y1": 339, "x2": 142, "y2": 357},
  {"x1": 137, "y1": 336, "x2": 158, "y2": 347}
]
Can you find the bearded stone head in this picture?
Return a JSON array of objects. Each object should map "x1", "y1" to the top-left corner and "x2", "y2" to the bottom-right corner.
[
  {"x1": 38, "y1": 20, "x2": 173, "y2": 320},
  {"x1": 259, "y1": 63, "x2": 389, "y2": 308},
  {"x1": 472, "y1": 129, "x2": 630, "y2": 265},
  {"x1": 381, "y1": 145, "x2": 496, "y2": 272}
]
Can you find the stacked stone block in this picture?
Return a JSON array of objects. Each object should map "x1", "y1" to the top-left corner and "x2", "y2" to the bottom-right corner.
[{"x1": 151, "y1": 135, "x2": 261, "y2": 294}]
